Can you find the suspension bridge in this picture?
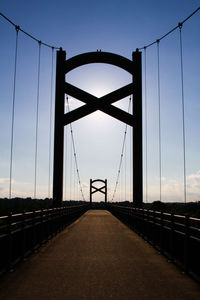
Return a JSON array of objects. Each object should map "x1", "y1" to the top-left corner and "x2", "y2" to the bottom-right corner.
[{"x1": 0, "y1": 7, "x2": 200, "y2": 300}]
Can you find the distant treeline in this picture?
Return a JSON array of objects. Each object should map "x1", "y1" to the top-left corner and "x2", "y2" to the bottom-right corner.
[{"x1": 0, "y1": 198, "x2": 87, "y2": 216}]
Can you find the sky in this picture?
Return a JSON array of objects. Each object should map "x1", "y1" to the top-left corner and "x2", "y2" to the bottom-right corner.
[{"x1": 0, "y1": 0, "x2": 200, "y2": 203}]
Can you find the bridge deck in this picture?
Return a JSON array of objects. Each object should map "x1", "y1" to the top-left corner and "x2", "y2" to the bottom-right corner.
[{"x1": 0, "y1": 210, "x2": 199, "y2": 300}]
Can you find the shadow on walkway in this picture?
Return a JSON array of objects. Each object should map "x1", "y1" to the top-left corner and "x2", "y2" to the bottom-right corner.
[{"x1": 0, "y1": 210, "x2": 199, "y2": 300}]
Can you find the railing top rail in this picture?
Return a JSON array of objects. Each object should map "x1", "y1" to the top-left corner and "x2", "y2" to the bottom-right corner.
[
  {"x1": 190, "y1": 217, "x2": 200, "y2": 222},
  {"x1": 0, "y1": 203, "x2": 88, "y2": 219},
  {"x1": 12, "y1": 213, "x2": 24, "y2": 217},
  {"x1": 109, "y1": 204, "x2": 200, "y2": 222}
]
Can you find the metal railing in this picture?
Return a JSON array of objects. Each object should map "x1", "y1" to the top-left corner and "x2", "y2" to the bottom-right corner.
[
  {"x1": 108, "y1": 204, "x2": 200, "y2": 281},
  {"x1": 0, "y1": 204, "x2": 88, "y2": 273}
]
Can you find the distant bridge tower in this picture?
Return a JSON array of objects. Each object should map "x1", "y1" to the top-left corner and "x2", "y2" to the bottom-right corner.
[{"x1": 90, "y1": 179, "x2": 107, "y2": 204}]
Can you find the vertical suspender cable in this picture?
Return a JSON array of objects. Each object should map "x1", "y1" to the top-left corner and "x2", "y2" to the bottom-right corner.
[
  {"x1": 111, "y1": 97, "x2": 131, "y2": 202},
  {"x1": 129, "y1": 96, "x2": 132, "y2": 202},
  {"x1": 34, "y1": 41, "x2": 41, "y2": 199},
  {"x1": 76, "y1": 175, "x2": 79, "y2": 201},
  {"x1": 124, "y1": 123, "x2": 127, "y2": 201},
  {"x1": 64, "y1": 96, "x2": 68, "y2": 200},
  {"x1": 48, "y1": 47, "x2": 54, "y2": 199},
  {"x1": 73, "y1": 155, "x2": 76, "y2": 200},
  {"x1": 179, "y1": 23, "x2": 187, "y2": 204},
  {"x1": 64, "y1": 125, "x2": 68, "y2": 200},
  {"x1": 69, "y1": 127, "x2": 73, "y2": 200},
  {"x1": 124, "y1": 97, "x2": 131, "y2": 202},
  {"x1": 144, "y1": 47, "x2": 148, "y2": 203},
  {"x1": 157, "y1": 40, "x2": 162, "y2": 202},
  {"x1": 72, "y1": 150, "x2": 74, "y2": 200},
  {"x1": 121, "y1": 168, "x2": 122, "y2": 202},
  {"x1": 119, "y1": 162, "x2": 122, "y2": 202},
  {"x1": 9, "y1": 26, "x2": 19, "y2": 199},
  {"x1": 66, "y1": 97, "x2": 85, "y2": 201}
]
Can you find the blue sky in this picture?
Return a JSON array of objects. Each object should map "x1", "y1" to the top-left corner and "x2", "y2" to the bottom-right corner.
[{"x1": 0, "y1": 0, "x2": 200, "y2": 202}]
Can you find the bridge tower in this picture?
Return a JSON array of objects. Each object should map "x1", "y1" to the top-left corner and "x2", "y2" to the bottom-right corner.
[
  {"x1": 90, "y1": 179, "x2": 107, "y2": 204},
  {"x1": 53, "y1": 49, "x2": 142, "y2": 207}
]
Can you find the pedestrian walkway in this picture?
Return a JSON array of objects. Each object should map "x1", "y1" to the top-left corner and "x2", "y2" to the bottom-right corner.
[{"x1": 0, "y1": 210, "x2": 199, "y2": 300}]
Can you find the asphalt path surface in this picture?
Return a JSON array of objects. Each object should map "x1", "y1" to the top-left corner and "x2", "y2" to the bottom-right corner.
[{"x1": 0, "y1": 210, "x2": 200, "y2": 299}]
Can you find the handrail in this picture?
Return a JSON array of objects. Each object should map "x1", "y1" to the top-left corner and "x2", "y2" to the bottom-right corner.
[
  {"x1": 108, "y1": 204, "x2": 200, "y2": 282},
  {"x1": 0, "y1": 204, "x2": 89, "y2": 273}
]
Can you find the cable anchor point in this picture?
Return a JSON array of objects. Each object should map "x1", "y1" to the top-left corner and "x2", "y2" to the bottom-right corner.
[{"x1": 178, "y1": 22, "x2": 183, "y2": 29}]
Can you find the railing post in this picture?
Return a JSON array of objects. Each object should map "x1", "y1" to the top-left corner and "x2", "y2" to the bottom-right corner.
[
  {"x1": 63, "y1": 206, "x2": 67, "y2": 227},
  {"x1": 58, "y1": 207, "x2": 61, "y2": 230},
  {"x1": 152, "y1": 209, "x2": 155, "y2": 246},
  {"x1": 90, "y1": 179, "x2": 92, "y2": 205},
  {"x1": 170, "y1": 213, "x2": 174, "y2": 261},
  {"x1": 184, "y1": 214, "x2": 189, "y2": 273},
  {"x1": 130, "y1": 207, "x2": 134, "y2": 228},
  {"x1": 105, "y1": 179, "x2": 107, "y2": 204},
  {"x1": 49, "y1": 209, "x2": 53, "y2": 237},
  {"x1": 32, "y1": 210, "x2": 36, "y2": 252},
  {"x1": 7, "y1": 212, "x2": 12, "y2": 271},
  {"x1": 146, "y1": 209, "x2": 149, "y2": 241},
  {"x1": 61, "y1": 207, "x2": 64, "y2": 229},
  {"x1": 160, "y1": 211, "x2": 164, "y2": 254},
  {"x1": 52, "y1": 208, "x2": 56, "y2": 236},
  {"x1": 141, "y1": 208, "x2": 144, "y2": 237},
  {"x1": 21, "y1": 210, "x2": 26, "y2": 260},
  {"x1": 40, "y1": 209, "x2": 44, "y2": 245},
  {"x1": 47, "y1": 209, "x2": 50, "y2": 240}
]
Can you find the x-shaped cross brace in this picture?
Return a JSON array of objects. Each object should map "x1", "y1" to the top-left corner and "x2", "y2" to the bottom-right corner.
[
  {"x1": 91, "y1": 185, "x2": 106, "y2": 195},
  {"x1": 63, "y1": 82, "x2": 134, "y2": 126}
]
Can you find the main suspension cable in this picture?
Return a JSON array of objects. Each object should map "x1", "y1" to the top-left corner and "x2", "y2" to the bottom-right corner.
[
  {"x1": 138, "y1": 7, "x2": 200, "y2": 50},
  {"x1": 9, "y1": 26, "x2": 19, "y2": 199},
  {"x1": 179, "y1": 24, "x2": 187, "y2": 204},
  {"x1": 1, "y1": 8, "x2": 199, "y2": 53},
  {"x1": 34, "y1": 41, "x2": 41, "y2": 199},
  {"x1": 0, "y1": 12, "x2": 60, "y2": 50}
]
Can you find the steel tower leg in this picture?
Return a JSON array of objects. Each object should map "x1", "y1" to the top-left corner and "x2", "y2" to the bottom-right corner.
[
  {"x1": 132, "y1": 50, "x2": 143, "y2": 207},
  {"x1": 53, "y1": 49, "x2": 66, "y2": 207}
]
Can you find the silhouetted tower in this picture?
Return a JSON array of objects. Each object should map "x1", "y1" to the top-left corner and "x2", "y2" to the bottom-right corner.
[
  {"x1": 53, "y1": 49, "x2": 142, "y2": 207},
  {"x1": 90, "y1": 179, "x2": 107, "y2": 204}
]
